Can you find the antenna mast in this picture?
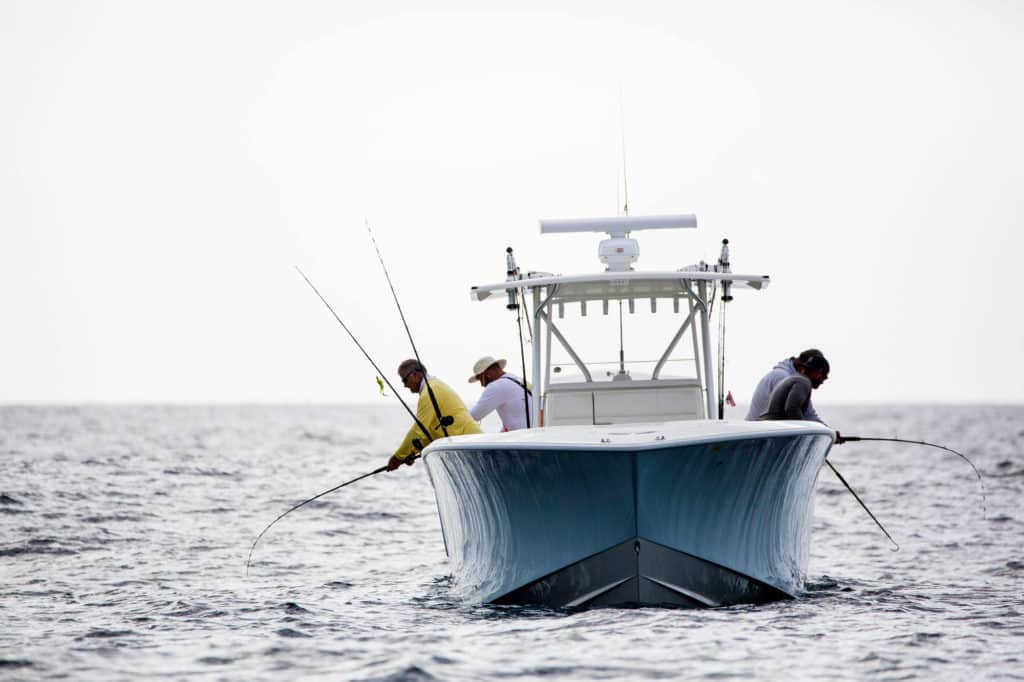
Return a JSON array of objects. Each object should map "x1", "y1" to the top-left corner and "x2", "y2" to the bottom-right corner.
[{"x1": 619, "y1": 97, "x2": 629, "y2": 216}]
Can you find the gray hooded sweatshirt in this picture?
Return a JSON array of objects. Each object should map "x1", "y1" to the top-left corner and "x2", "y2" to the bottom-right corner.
[
  {"x1": 745, "y1": 357, "x2": 822, "y2": 423},
  {"x1": 761, "y1": 374, "x2": 814, "y2": 420}
]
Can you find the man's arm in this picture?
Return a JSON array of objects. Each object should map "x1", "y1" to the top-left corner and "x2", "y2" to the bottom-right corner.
[
  {"x1": 783, "y1": 379, "x2": 812, "y2": 420},
  {"x1": 392, "y1": 422, "x2": 425, "y2": 461},
  {"x1": 804, "y1": 399, "x2": 823, "y2": 424},
  {"x1": 392, "y1": 396, "x2": 435, "y2": 460},
  {"x1": 469, "y1": 383, "x2": 502, "y2": 422}
]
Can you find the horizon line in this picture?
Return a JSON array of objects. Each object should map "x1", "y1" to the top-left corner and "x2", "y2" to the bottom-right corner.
[{"x1": 1, "y1": 400, "x2": 1021, "y2": 408}]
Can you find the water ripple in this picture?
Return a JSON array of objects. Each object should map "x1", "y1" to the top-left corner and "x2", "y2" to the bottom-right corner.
[{"x1": 1, "y1": 404, "x2": 1021, "y2": 680}]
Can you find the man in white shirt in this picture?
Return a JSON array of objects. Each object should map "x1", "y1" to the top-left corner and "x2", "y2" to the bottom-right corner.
[{"x1": 467, "y1": 356, "x2": 533, "y2": 431}]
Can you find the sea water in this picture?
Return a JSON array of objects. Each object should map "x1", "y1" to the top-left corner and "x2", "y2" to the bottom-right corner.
[{"x1": 1, "y1": 404, "x2": 1021, "y2": 680}]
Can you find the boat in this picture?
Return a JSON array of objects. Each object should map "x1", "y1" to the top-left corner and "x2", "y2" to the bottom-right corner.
[{"x1": 421, "y1": 215, "x2": 835, "y2": 608}]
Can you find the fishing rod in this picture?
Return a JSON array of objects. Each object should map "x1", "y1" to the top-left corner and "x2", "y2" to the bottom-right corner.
[
  {"x1": 507, "y1": 247, "x2": 531, "y2": 428},
  {"x1": 364, "y1": 221, "x2": 451, "y2": 438},
  {"x1": 518, "y1": 287, "x2": 533, "y2": 342},
  {"x1": 248, "y1": 269, "x2": 433, "y2": 575},
  {"x1": 295, "y1": 266, "x2": 431, "y2": 440},
  {"x1": 825, "y1": 459, "x2": 899, "y2": 552},
  {"x1": 716, "y1": 239, "x2": 732, "y2": 419},
  {"x1": 835, "y1": 435, "x2": 986, "y2": 519},
  {"x1": 245, "y1": 455, "x2": 420, "y2": 576}
]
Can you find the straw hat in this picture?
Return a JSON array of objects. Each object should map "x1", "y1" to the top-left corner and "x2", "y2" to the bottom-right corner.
[{"x1": 468, "y1": 356, "x2": 506, "y2": 382}]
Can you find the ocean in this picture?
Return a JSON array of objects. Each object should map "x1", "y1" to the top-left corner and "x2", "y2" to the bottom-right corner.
[{"x1": 1, "y1": 404, "x2": 1021, "y2": 680}]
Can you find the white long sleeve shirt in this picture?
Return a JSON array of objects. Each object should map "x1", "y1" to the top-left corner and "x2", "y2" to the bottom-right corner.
[{"x1": 469, "y1": 373, "x2": 534, "y2": 431}]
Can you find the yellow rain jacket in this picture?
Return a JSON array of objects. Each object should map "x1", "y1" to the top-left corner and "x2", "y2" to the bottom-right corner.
[{"x1": 393, "y1": 377, "x2": 482, "y2": 461}]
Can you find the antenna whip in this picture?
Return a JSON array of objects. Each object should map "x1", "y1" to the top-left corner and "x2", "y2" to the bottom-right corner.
[{"x1": 619, "y1": 95, "x2": 629, "y2": 216}]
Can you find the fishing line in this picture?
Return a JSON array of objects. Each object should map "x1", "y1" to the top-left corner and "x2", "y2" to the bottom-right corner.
[
  {"x1": 836, "y1": 435, "x2": 986, "y2": 519},
  {"x1": 364, "y1": 221, "x2": 451, "y2": 438},
  {"x1": 826, "y1": 459, "x2": 899, "y2": 552},
  {"x1": 295, "y1": 266, "x2": 430, "y2": 439},
  {"x1": 245, "y1": 456, "x2": 419, "y2": 576}
]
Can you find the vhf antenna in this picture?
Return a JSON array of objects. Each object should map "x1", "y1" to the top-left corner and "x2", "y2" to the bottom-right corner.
[{"x1": 619, "y1": 95, "x2": 629, "y2": 216}]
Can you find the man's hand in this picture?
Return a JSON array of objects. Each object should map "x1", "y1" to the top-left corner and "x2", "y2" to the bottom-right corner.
[{"x1": 386, "y1": 454, "x2": 420, "y2": 471}]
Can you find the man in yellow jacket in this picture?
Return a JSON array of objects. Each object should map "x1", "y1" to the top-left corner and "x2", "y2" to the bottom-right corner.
[{"x1": 387, "y1": 359, "x2": 482, "y2": 470}]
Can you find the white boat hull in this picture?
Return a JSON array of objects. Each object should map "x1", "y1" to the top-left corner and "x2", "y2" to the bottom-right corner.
[{"x1": 423, "y1": 421, "x2": 833, "y2": 608}]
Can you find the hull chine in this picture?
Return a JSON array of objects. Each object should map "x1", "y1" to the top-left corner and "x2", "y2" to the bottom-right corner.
[{"x1": 494, "y1": 538, "x2": 790, "y2": 609}]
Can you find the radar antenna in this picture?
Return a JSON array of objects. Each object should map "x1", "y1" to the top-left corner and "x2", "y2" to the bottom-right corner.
[{"x1": 539, "y1": 215, "x2": 697, "y2": 272}]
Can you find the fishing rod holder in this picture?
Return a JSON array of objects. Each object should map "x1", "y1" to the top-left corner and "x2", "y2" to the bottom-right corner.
[{"x1": 718, "y1": 239, "x2": 733, "y2": 302}]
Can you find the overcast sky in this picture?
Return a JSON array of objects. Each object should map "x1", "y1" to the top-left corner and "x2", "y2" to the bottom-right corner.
[{"x1": 2, "y1": 0, "x2": 1022, "y2": 407}]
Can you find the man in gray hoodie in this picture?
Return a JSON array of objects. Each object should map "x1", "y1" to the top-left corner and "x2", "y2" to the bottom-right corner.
[
  {"x1": 745, "y1": 349, "x2": 828, "y2": 423},
  {"x1": 759, "y1": 354, "x2": 830, "y2": 420}
]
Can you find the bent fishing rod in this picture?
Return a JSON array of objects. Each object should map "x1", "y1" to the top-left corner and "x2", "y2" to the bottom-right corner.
[
  {"x1": 364, "y1": 220, "x2": 451, "y2": 438},
  {"x1": 245, "y1": 454, "x2": 421, "y2": 576},
  {"x1": 246, "y1": 270, "x2": 433, "y2": 575},
  {"x1": 835, "y1": 435, "x2": 986, "y2": 519}
]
